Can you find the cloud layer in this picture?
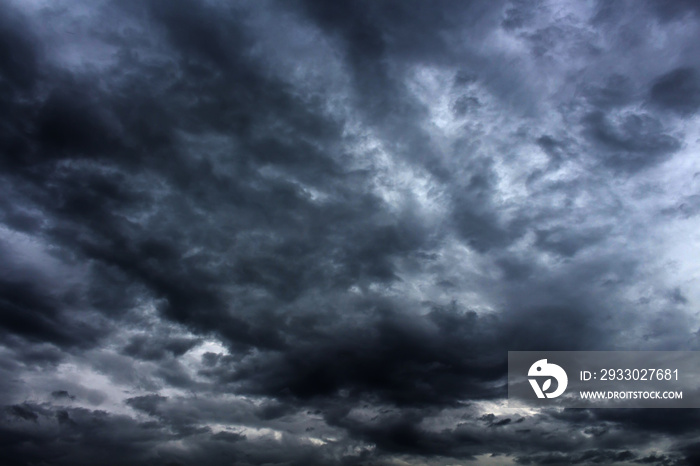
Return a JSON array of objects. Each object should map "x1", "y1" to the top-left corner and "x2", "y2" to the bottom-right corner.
[{"x1": 1, "y1": 0, "x2": 700, "y2": 464}]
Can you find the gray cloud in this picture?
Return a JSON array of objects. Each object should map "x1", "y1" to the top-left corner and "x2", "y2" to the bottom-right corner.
[
  {"x1": 650, "y1": 67, "x2": 700, "y2": 116},
  {"x1": 0, "y1": 0, "x2": 699, "y2": 464}
]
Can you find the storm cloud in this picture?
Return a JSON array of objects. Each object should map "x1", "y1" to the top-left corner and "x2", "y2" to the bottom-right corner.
[{"x1": 1, "y1": 0, "x2": 700, "y2": 464}]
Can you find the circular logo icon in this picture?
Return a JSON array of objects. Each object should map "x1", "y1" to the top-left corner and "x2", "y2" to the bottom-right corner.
[{"x1": 528, "y1": 359, "x2": 568, "y2": 398}]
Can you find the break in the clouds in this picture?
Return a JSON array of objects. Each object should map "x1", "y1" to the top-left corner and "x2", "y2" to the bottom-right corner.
[{"x1": 1, "y1": 0, "x2": 700, "y2": 464}]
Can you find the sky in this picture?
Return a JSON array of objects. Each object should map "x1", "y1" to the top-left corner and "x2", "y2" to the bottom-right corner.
[{"x1": 1, "y1": 0, "x2": 700, "y2": 465}]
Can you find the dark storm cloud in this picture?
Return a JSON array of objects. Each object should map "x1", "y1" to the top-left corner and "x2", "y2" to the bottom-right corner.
[
  {"x1": 646, "y1": 0, "x2": 700, "y2": 21},
  {"x1": 582, "y1": 111, "x2": 681, "y2": 172},
  {"x1": 534, "y1": 226, "x2": 610, "y2": 258},
  {"x1": 0, "y1": 278, "x2": 82, "y2": 346},
  {"x1": 587, "y1": 409, "x2": 700, "y2": 437},
  {"x1": 122, "y1": 334, "x2": 200, "y2": 361},
  {"x1": 220, "y1": 305, "x2": 507, "y2": 406},
  {"x1": 515, "y1": 450, "x2": 638, "y2": 465},
  {"x1": 649, "y1": 67, "x2": 700, "y2": 116},
  {"x1": 1, "y1": 0, "x2": 699, "y2": 464},
  {"x1": 51, "y1": 390, "x2": 75, "y2": 400},
  {"x1": 126, "y1": 394, "x2": 169, "y2": 417},
  {"x1": 582, "y1": 74, "x2": 636, "y2": 110},
  {"x1": 7, "y1": 404, "x2": 39, "y2": 422},
  {"x1": 0, "y1": 9, "x2": 40, "y2": 92},
  {"x1": 295, "y1": 0, "x2": 494, "y2": 114}
]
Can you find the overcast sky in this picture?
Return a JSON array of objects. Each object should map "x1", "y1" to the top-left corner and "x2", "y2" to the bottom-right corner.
[{"x1": 1, "y1": 0, "x2": 700, "y2": 465}]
